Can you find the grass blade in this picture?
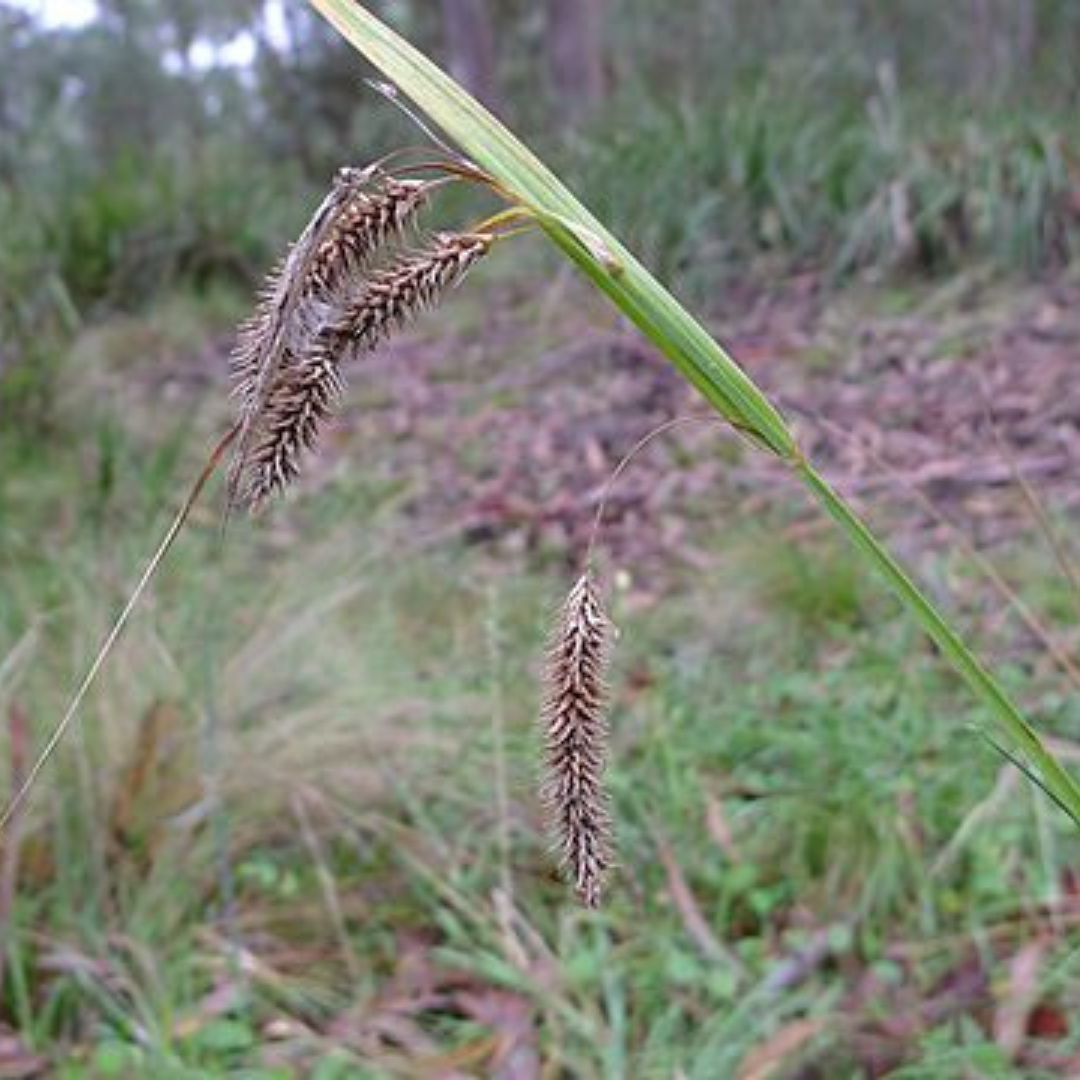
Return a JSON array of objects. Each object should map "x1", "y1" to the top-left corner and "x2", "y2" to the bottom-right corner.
[
  {"x1": 305, "y1": 0, "x2": 1080, "y2": 828},
  {"x1": 308, "y1": 0, "x2": 795, "y2": 460}
]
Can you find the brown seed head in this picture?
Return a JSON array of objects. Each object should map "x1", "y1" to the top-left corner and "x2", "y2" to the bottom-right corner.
[
  {"x1": 238, "y1": 344, "x2": 346, "y2": 510},
  {"x1": 228, "y1": 164, "x2": 490, "y2": 511},
  {"x1": 226, "y1": 169, "x2": 368, "y2": 510},
  {"x1": 540, "y1": 572, "x2": 615, "y2": 907},
  {"x1": 229, "y1": 258, "x2": 287, "y2": 418},
  {"x1": 304, "y1": 176, "x2": 430, "y2": 298},
  {"x1": 331, "y1": 231, "x2": 491, "y2": 357}
]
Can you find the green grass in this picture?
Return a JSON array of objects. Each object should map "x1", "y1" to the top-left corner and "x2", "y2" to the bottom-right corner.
[
  {"x1": 569, "y1": 87, "x2": 1080, "y2": 300},
  {"x1": 3, "y1": 293, "x2": 1080, "y2": 1076}
]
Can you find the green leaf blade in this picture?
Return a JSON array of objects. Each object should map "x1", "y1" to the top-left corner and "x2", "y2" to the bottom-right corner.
[{"x1": 308, "y1": 0, "x2": 796, "y2": 459}]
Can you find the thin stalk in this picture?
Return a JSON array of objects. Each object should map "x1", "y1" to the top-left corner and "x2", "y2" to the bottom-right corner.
[
  {"x1": 585, "y1": 415, "x2": 716, "y2": 569},
  {"x1": 0, "y1": 425, "x2": 239, "y2": 833}
]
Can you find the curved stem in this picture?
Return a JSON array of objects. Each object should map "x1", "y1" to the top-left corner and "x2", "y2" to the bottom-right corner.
[
  {"x1": 0, "y1": 425, "x2": 239, "y2": 834},
  {"x1": 585, "y1": 415, "x2": 718, "y2": 570}
]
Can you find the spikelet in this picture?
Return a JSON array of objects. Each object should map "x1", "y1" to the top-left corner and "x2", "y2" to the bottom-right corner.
[
  {"x1": 228, "y1": 171, "x2": 364, "y2": 421},
  {"x1": 228, "y1": 256, "x2": 289, "y2": 418},
  {"x1": 330, "y1": 231, "x2": 491, "y2": 357},
  {"x1": 225, "y1": 170, "x2": 369, "y2": 512},
  {"x1": 540, "y1": 571, "x2": 615, "y2": 907},
  {"x1": 232, "y1": 232, "x2": 491, "y2": 508},
  {"x1": 239, "y1": 343, "x2": 346, "y2": 509},
  {"x1": 304, "y1": 176, "x2": 430, "y2": 298},
  {"x1": 228, "y1": 169, "x2": 436, "y2": 512},
  {"x1": 232, "y1": 175, "x2": 429, "y2": 417}
]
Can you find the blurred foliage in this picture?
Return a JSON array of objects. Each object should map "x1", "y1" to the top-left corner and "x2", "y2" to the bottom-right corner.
[
  {"x1": 1, "y1": 0, "x2": 1080, "y2": 422},
  {"x1": 609, "y1": 0, "x2": 1080, "y2": 106},
  {"x1": 571, "y1": 81, "x2": 1080, "y2": 296},
  {"x1": 3, "y1": 330, "x2": 1079, "y2": 1072}
]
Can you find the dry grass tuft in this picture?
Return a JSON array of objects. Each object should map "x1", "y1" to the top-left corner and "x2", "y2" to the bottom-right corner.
[{"x1": 540, "y1": 571, "x2": 615, "y2": 907}]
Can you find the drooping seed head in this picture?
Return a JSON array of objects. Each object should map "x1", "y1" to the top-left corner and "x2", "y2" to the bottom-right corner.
[
  {"x1": 229, "y1": 171, "x2": 367, "y2": 423},
  {"x1": 230, "y1": 231, "x2": 490, "y2": 510},
  {"x1": 224, "y1": 170, "x2": 372, "y2": 514},
  {"x1": 238, "y1": 344, "x2": 346, "y2": 510},
  {"x1": 304, "y1": 176, "x2": 431, "y2": 298},
  {"x1": 228, "y1": 258, "x2": 287, "y2": 418},
  {"x1": 540, "y1": 571, "x2": 615, "y2": 907},
  {"x1": 331, "y1": 231, "x2": 492, "y2": 358},
  {"x1": 226, "y1": 151, "x2": 492, "y2": 512}
]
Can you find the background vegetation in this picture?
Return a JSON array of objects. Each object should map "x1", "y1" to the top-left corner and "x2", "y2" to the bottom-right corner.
[{"x1": 2, "y1": 1, "x2": 1080, "y2": 1075}]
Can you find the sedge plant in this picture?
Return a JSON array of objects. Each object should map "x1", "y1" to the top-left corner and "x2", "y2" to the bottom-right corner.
[
  {"x1": 4, "y1": 2, "x2": 1080, "y2": 911},
  {"x1": 301, "y1": 0, "x2": 1080, "y2": 837}
]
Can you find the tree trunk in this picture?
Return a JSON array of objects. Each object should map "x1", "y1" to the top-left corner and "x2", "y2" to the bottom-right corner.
[
  {"x1": 1014, "y1": 0, "x2": 1037, "y2": 72},
  {"x1": 968, "y1": 0, "x2": 995, "y2": 92},
  {"x1": 546, "y1": 0, "x2": 606, "y2": 126},
  {"x1": 968, "y1": 0, "x2": 1037, "y2": 94},
  {"x1": 440, "y1": 0, "x2": 497, "y2": 109}
]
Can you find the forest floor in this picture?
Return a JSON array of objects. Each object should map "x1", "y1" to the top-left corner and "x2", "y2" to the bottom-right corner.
[
  {"x1": 128, "y1": 268, "x2": 1080, "y2": 566},
  {"x1": 3, "y1": 268, "x2": 1080, "y2": 1077}
]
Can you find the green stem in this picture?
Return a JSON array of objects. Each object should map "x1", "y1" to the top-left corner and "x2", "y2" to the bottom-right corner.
[
  {"x1": 307, "y1": 0, "x2": 1080, "y2": 832},
  {"x1": 798, "y1": 459, "x2": 1080, "y2": 826}
]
